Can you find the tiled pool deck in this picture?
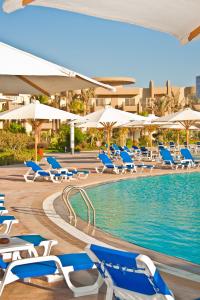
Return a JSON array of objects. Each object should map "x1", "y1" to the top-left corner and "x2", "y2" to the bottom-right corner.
[{"x1": 0, "y1": 152, "x2": 200, "y2": 300}]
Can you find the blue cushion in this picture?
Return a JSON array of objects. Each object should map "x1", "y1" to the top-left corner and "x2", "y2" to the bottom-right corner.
[
  {"x1": 14, "y1": 235, "x2": 47, "y2": 246},
  {"x1": 0, "y1": 207, "x2": 6, "y2": 211},
  {"x1": 58, "y1": 253, "x2": 93, "y2": 271},
  {"x1": 11, "y1": 253, "x2": 93, "y2": 279},
  {"x1": 0, "y1": 200, "x2": 5, "y2": 204},
  {"x1": 0, "y1": 257, "x2": 9, "y2": 269},
  {"x1": 90, "y1": 244, "x2": 172, "y2": 297},
  {"x1": 47, "y1": 157, "x2": 62, "y2": 169},
  {"x1": 0, "y1": 216, "x2": 15, "y2": 224}
]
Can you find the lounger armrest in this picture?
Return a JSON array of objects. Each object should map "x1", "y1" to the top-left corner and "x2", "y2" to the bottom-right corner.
[{"x1": 5, "y1": 255, "x2": 63, "y2": 276}]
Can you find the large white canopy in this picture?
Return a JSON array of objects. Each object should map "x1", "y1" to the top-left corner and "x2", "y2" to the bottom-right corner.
[
  {"x1": 124, "y1": 114, "x2": 159, "y2": 127},
  {"x1": 79, "y1": 106, "x2": 144, "y2": 126},
  {"x1": 3, "y1": 0, "x2": 200, "y2": 44},
  {"x1": 156, "y1": 108, "x2": 200, "y2": 144},
  {"x1": 155, "y1": 108, "x2": 200, "y2": 123},
  {"x1": 159, "y1": 123, "x2": 199, "y2": 130},
  {"x1": 0, "y1": 100, "x2": 80, "y2": 121},
  {"x1": 0, "y1": 42, "x2": 114, "y2": 96}
]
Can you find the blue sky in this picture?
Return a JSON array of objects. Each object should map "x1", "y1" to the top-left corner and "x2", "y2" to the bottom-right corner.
[{"x1": 0, "y1": 0, "x2": 200, "y2": 88}]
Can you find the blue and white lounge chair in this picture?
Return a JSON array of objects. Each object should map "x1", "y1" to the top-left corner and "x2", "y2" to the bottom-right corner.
[
  {"x1": 0, "y1": 216, "x2": 18, "y2": 235},
  {"x1": 180, "y1": 148, "x2": 200, "y2": 167},
  {"x1": 86, "y1": 244, "x2": 174, "y2": 300},
  {"x1": 0, "y1": 207, "x2": 8, "y2": 216},
  {"x1": 46, "y1": 156, "x2": 89, "y2": 179},
  {"x1": 0, "y1": 201, "x2": 4, "y2": 207},
  {"x1": 123, "y1": 146, "x2": 134, "y2": 157},
  {"x1": 24, "y1": 161, "x2": 63, "y2": 183},
  {"x1": 0, "y1": 252, "x2": 101, "y2": 297},
  {"x1": 14, "y1": 234, "x2": 58, "y2": 257},
  {"x1": 169, "y1": 141, "x2": 176, "y2": 151},
  {"x1": 120, "y1": 151, "x2": 154, "y2": 172},
  {"x1": 112, "y1": 144, "x2": 121, "y2": 155},
  {"x1": 160, "y1": 149, "x2": 190, "y2": 169},
  {"x1": 97, "y1": 153, "x2": 126, "y2": 174},
  {"x1": 0, "y1": 194, "x2": 5, "y2": 201}
]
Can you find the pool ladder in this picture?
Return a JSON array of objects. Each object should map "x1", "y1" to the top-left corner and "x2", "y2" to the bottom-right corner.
[{"x1": 62, "y1": 185, "x2": 96, "y2": 227}]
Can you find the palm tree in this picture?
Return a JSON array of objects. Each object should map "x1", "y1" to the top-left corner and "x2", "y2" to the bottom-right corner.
[{"x1": 151, "y1": 90, "x2": 182, "y2": 116}]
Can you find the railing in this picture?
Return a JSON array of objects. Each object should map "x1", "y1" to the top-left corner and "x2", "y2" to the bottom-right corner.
[{"x1": 62, "y1": 185, "x2": 96, "y2": 227}]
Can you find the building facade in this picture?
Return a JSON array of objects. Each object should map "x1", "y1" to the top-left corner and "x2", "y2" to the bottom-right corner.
[
  {"x1": 89, "y1": 77, "x2": 196, "y2": 114},
  {"x1": 196, "y1": 76, "x2": 200, "y2": 98}
]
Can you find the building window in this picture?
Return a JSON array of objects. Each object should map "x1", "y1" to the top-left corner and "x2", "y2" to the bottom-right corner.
[
  {"x1": 125, "y1": 98, "x2": 135, "y2": 106},
  {"x1": 96, "y1": 98, "x2": 105, "y2": 106}
]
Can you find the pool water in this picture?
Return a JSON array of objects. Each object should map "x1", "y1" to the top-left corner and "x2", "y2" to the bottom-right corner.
[{"x1": 71, "y1": 173, "x2": 200, "y2": 264}]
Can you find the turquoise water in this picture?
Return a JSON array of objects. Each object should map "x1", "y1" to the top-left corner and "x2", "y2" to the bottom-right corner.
[{"x1": 71, "y1": 173, "x2": 200, "y2": 264}]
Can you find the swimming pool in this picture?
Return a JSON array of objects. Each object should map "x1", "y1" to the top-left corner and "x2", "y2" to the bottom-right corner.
[{"x1": 71, "y1": 173, "x2": 200, "y2": 264}]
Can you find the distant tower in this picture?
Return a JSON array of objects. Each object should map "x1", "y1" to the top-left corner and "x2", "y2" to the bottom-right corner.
[
  {"x1": 166, "y1": 80, "x2": 171, "y2": 96},
  {"x1": 149, "y1": 80, "x2": 154, "y2": 98},
  {"x1": 196, "y1": 76, "x2": 200, "y2": 98}
]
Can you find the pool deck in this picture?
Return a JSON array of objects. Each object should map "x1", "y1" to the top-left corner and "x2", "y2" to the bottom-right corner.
[{"x1": 0, "y1": 151, "x2": 200, "y2": 300}]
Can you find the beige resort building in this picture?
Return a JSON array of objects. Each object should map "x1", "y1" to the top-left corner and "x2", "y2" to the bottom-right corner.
[{"x1": 89, "y1": 77, "x2": 196, "y2": 114}]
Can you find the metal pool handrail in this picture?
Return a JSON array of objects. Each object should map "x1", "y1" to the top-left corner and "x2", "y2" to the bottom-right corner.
[{"x1": 62, "y1": 185, "x2": 96, "y2": 227}]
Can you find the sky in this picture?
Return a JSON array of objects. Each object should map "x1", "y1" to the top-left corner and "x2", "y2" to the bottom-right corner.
[{"x1": 0, "y1": 1, "x2": 200, "y2": 88}]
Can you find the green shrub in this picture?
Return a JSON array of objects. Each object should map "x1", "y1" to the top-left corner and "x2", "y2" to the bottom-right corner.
[
  {"x1": 50, "y1": 125, "x2": 86, "y2": 151},
  {"x1": 138, "y1": 135, "x2": 151, "y2": 147},
  {"x1": 0, "y1": 130, "x2": 32, "y2": 152},
  {"x1": 0, "y1": 150, "x2": 35, "y2": 166},
  {"x1": 8, "y1": 122, "x2": 26, "y2": 133}
]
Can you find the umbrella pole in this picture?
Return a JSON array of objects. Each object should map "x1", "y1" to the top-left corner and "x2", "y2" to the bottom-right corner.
[
  {"x1": 32, "y1": 121, "x2": 43, "y2": 162},
  {"x1": 186, "y1": 127, "x2": 189, "y2": 147},
  {"x1": 107, "y1": 126, "x2": 111, "y2": 156},
  {"x1": 177, "y1": 130, "x2": 180, "y2": 150},
  {"x1": 35, "y1": 131, "x2": 38, "y2": 162}
]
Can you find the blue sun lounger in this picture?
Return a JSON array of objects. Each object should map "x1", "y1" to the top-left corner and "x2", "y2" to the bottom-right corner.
[
  {"x1": 180, "y1": 148, "x2": 200, "y2": 167},
  {"x1": 86, "y1": 244, "x2": 174, "y2": 300},
  {"x1": 0, "y1": 207, "x2": 8, "y2": 216},
  {"x1": 46, "y1": 156, "x2": 89, "y2": 179},
  {"x1": 14, "y1": 234, "x2": 58, "y2": 257},
  {"x1": 160, "y1": 149, "x2": 190, "y2": 169},
  {"x1": 123, "y1": 145, "x2": 135, "y2": 156},
  {"x1": 0, "y1": 215, "x2": 18, "y2": 235},
  {"x1": 97, "y1": 153, "x2": 126, "y2": 174},
  {"x1": 0, "y1": 252, "x2": 101, "y2": 298},
  {"x1": 24, "y1": 161, "x2": 63, "y2": 183},
  {"x1": 0, "y1": 194, "x2": 5, "y2": 201},
  {"x1": 120, "y1": 151, "x2": 154, "y2": 172}
]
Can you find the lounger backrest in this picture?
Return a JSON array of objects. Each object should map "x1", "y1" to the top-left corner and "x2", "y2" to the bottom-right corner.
[
  {"x1": 160, "y1": 149, "x2": 174, "y2": 163},
  {"x1": 123, "y1": 145, "x2": 130, "y2": 152},
  {"x1": 120, "y1": 151, "x2": 133, "y2": 164},
  {"x1": 112, "y1": 144, "x2": 120, "y2": 151},
  {"x1": 98, "y1": 154, "x2": 113, "y2": 166},
  {"x1": 88, "y1": 244, "x2": 173, "y2": 298},
  {"x1": 47, "y1": 157, "x2": 62, "y2": 169},
  {"x1": 180, "y1": 148, "x2": 193, "y2": 161},
  {"x1": 132, "y1": 146, "x2": 139, "y2": 150},
  {"x1": 25, "y1": 161, "x2": 43, "y2": 172}
]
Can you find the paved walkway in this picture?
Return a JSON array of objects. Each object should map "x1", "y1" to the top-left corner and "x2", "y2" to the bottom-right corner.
[{"x1": 0, "y1": 152, "x2": 200, "y2": 300}]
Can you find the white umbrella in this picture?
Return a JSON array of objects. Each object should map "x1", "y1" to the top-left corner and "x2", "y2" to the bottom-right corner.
[
  {"x1": 3, "y1": 0, "x2": 200, "y2": 44},
  {"x1": 0, "y1": 100, "x2": 82, "y2": 161},
  {"x1": 123, "y1": 114, "x2": 159, "y2": 148},
  {"x1": 155, "y1": 108, "x2": 200, "y2": 145},
  {"x1": 159, "y1": 123, "x2": 199, "y2": 148},
  {"x1": 0, "y1": 42, "x2": 114, "y2": 95},
  {"x1": 76, "y1": 106, "x2": 145, "y2": 154}
]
